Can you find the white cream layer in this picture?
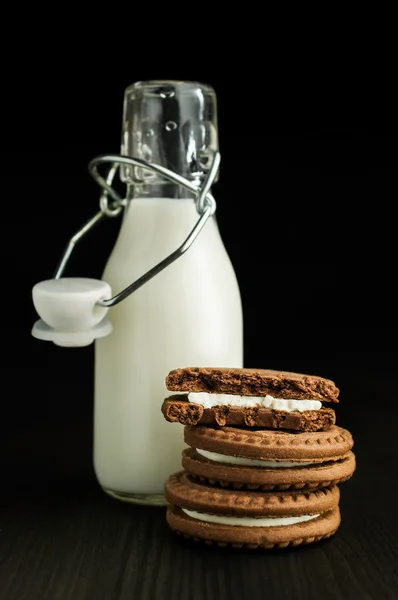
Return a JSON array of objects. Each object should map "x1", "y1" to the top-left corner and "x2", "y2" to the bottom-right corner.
[
  {"x1": 196, "y1": 448, "x2": 313, "y2": 468},
  {"x1": 187, "y1": 393, "x2": 321, "y2": 412},
  {"x1": 182, "y1": 508, "x2": 319, "y2": 527}
]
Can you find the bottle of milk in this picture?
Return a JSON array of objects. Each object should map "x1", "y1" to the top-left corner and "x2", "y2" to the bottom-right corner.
[{"x1": 94, "y1": 80, "x2": 243, "y2": 505}]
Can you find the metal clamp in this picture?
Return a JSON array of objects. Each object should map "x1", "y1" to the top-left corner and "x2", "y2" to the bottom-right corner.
[{"x1": 54, "y1": 152, "x2": 220, "y2": 308}]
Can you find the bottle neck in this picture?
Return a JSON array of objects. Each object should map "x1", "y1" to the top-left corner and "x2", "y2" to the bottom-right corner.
[{"x1": 121, "y1": 81, "x2": 219, "y2": 200}]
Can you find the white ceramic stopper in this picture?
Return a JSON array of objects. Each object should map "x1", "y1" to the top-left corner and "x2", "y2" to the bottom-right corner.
[{"x1": 31, "y1": 277, "x2": 113, "y2": 347}]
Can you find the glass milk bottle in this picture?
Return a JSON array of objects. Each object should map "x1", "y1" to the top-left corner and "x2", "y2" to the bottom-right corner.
[{"x1": 94, "y1": 80, "x2": 243, "y2": 505}]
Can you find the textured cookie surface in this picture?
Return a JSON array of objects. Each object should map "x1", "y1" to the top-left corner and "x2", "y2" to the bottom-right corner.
[
  {"x1": 184, "y1": 425, "x2": 354, "y2": 461},
  {"x1": 162, "y1": 396, "x2": 336, "y2": 431},
  {"x1": 166, "y1": 367, "x2": 339, "y2": 402},
  {"x1": 165, "y1": 471, "x2": 340, "y2": 517},
  {"x1": 167, "y1": 505, "x2": 341, "y2": 549},
  {"x1": 182, "y1": 448, "x2": 356, "y2": 491}
]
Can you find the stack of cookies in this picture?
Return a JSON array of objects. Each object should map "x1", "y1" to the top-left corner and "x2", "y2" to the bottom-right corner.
[{"x1": 161, "y1": 367, "x2": 356, "y2": 550}]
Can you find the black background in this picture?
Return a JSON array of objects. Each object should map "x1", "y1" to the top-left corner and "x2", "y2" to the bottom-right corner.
[
  {"x1": 1, "y1": 54, "x2": 398, "y2": 598},
  {"x1": 2, "y1": 68, "x2": 397, "y2": 472}
]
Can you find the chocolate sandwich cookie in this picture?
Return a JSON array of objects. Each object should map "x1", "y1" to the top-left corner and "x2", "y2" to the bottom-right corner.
[
  {"x1": 183, "y1": 425, "x2": 355, "y2": 491},
  {"x1": 165, "y1": 471, "x2": 341, "y2": 549},
  {"x1": 163, "y1": 367, "x2": 339, "y2": 432}
]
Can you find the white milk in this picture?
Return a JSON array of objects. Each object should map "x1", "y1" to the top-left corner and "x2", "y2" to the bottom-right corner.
[{"x1": 94, "y1": 197, "x2": 243, "y2": 502}]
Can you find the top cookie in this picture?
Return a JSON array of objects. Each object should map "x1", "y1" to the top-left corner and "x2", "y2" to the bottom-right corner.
[{"x1": 166, "y1": 367, "x2": 339, "y2": 403}]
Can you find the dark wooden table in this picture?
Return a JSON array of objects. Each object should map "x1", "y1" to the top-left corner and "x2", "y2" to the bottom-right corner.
[
  {"x1": 1, "y1": 444, "x2": 397, "y2": 599},
  {"x1": 1, "y1": 367, "x2": 397, "y2": 600}
]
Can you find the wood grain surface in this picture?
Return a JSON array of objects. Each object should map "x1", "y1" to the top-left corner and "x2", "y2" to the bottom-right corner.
[{"x1": 0, "y1": 452, "x2": 397, "y2": 600}]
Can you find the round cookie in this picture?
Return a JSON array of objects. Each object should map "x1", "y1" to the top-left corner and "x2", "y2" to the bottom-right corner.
[
  {"x1": 166, "y1": 367, "x2": 340, "y2": 402},
  {"x1": 165, "y1": 471, "x2": 341, "y2": 549},
  {"x1": 183, "y1": 425, "x2": 355, "y2": 491},
  {"x1": 162, "y1": 396, "x2": 336, "y2": 432}
]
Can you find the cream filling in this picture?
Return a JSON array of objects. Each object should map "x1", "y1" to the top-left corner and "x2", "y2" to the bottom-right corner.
[
  {"x1": 182, "y1": 508, "x2": 319, "y2": 527},
  {"x1": 187, "y1": 393, "x2": 321, "y2": 412},
  {"x1": 196, "y1": 448, "x2": 313, "y2": 468}
]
